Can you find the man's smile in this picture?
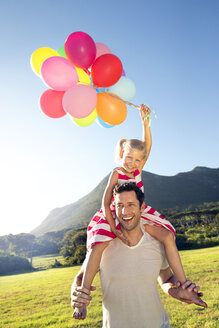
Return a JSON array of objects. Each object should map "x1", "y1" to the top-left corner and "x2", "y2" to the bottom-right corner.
[{"x1": 122, "y1": 216, "x2": 133, "y2": 222}]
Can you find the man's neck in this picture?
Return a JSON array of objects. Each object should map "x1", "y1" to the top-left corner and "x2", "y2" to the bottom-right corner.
[{"x1": 122, "y1": 225, "x2": 143, "y2": 246}]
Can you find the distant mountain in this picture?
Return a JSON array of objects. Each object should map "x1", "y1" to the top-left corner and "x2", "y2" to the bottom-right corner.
[{"x1": 31, "y1": 167, "x2": 219, "y2": 236}]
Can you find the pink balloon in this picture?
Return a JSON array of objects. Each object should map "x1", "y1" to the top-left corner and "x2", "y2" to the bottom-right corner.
[
  {"x1": 65, "y1": 31, "x2": 96, "y2": 69},
  {"x1": 95, "y1": 42, "x2": 111, "y2": 59},
  {"x1": 39, "y1": 89, "x2": 66, "y2": 118},
  {"x1": 40, "y1": 56, "x2": 78, "y2": 91},
  {"x1": 62, "y1": 85, "x2": 97, "y2": 119}
]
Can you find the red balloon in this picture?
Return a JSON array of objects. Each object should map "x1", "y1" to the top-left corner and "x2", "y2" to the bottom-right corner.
[
  {"x1": 39, "y1": 89, "x2": 66, "y2": 118},
  {"x1": 91, "y1": 54, "x2": 123, "y2": 87},
  {"x1": 64, "y1": 31, "x2": 96, "y2": 69}
]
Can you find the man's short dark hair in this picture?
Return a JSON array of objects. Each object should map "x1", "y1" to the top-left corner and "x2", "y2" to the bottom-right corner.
[{"x1": 113, "y1": 182, "x2": 144, "y2": 207}]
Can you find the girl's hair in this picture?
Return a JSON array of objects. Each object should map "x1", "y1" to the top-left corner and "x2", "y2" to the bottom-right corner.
[{"x1": 114, "y1": 138, "x2": 147, "y2": 163}]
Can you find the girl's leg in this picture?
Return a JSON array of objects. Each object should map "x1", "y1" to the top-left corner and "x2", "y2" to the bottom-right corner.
[
  {"x1": 73, "y1": 241, "x2": 110, "y2": 320},
  {"x1": 144, "y1": 224, "x2": 186, "y2": 283}
]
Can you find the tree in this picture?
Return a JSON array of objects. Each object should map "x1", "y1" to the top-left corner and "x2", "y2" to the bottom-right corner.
[
  {"x1": 0, "y1": 252, "x2": 32, "y2": 275},
  {"x1": 60, "y1": 229, "x2": 87, "y2": 264}
]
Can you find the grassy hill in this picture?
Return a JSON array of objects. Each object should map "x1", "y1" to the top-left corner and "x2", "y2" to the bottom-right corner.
[
  {"x1": 0, "y1": 246, "x2": 218, "y2": 327},
  {"x1": 31, "y1": 166, "x2": 219, "y2": 236}
]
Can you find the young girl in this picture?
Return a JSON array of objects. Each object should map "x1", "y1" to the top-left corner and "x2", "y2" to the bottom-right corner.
[{"x1": 73, "y1": 104, "x2": 187, "y2": 320}]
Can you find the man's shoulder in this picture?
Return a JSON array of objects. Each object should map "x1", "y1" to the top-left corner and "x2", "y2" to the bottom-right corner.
[{"x1": 142, "y1": 231, "x2": 166, "y2": 255}]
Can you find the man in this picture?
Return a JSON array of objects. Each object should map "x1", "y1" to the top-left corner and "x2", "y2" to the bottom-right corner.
[{"x1": 71, "y1": 183, "x2": 207, "y2": 327}]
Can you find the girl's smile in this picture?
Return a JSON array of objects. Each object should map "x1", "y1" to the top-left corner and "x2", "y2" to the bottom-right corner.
[{"x1": 121, "y1": 148, "x2": 144, "y2": 174}]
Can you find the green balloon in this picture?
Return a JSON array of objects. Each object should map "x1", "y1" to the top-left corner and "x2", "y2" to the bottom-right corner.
[{"x1": 57, "y1": 46, "x2": 67, "y2": 59}]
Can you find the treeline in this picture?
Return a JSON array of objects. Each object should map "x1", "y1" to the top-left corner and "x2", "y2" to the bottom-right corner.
[
  {"x1": 56, "y1": 203, "x2": 219, "y2": 266},
  {"x1": 58, "y1": 205, "x2": 219, "y2": 263},
  {"x1": 160, "y1": 201, "x2": 219, "y2": 217},
  {"x1": 170, "y1": 206, "x2": 219, "y2": 250},
  {"x1": 0, "y1": 230, "x2": 70, "y2": 257},
  {"x1": 0, "y1": 252, "x2": 32, "y2": 275},
  {"x1": 60, "y1": 228, "x2": 87, "y2": 265},
  {"x1": 0, "y1": 202, "x2": 218, "y2": 274},
  {"x1": 0, "y1": 228, "x2": 87, "y2": 274}
]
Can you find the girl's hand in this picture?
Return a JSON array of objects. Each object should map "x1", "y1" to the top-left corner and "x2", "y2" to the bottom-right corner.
[
  {"x1": 111, "y1": 226, "x2": 130, "y2": 245},
  {"x1": 176, "y1": 279, "x2": 202, "y2": 295},
  {"x1": 140, "y1": 104, "x2": 151, "y2": 122}
]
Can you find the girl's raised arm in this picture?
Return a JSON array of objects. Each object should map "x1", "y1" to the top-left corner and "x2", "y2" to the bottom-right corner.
[{"x1": 139, "y1": 104, "x2": 152, "y2": 172}]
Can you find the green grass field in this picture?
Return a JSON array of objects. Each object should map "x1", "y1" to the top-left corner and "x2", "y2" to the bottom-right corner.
[
  {"x1": 32, "y1": 254, "x2": 65, "y2": 269},
  {"x1": 0, "y1": 246, "x2": 218, "y2": 328}
]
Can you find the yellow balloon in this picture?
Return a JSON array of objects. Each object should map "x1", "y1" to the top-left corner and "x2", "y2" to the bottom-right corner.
[
  {"x1": 75, "y1": 67, "x2": 91, "y2": 85},
  {"x1": 72, "y1": 109, "x2": 97, "y2": 127},
  {"x1": 30, "y1": 47, "x2": 60, "y2": 76}
]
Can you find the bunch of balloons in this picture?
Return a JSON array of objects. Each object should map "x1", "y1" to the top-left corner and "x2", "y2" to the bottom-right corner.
[{"x1": 31, "y1": 31, "x2": 136, "y2": 127}]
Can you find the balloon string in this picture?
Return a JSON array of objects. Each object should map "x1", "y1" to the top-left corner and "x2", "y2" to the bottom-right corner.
[
  {"x1": 95, "y1": 86, "x2": 157, "y2": 119},
  {"x1": 80, "y1": 81, "x2": 157, "y2": 119}
]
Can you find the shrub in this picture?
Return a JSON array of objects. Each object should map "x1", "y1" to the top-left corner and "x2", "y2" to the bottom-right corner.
[{"x1": 0, "y1": 252, "x2": 32, "y2": 275}]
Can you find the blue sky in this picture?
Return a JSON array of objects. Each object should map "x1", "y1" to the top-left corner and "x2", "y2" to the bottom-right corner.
[{"x1": 0, "y1": 0, "x2": 218, "y2": 236}]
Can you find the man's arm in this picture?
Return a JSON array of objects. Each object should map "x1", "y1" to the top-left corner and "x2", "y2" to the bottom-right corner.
[{"x1": 158, "y1": 267, "x2": 207, "y2": 308}]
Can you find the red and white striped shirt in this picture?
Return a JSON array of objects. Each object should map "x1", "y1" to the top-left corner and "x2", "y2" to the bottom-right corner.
[{"x1": 87, "y1": 169, "x2": 175, "y2": 250}]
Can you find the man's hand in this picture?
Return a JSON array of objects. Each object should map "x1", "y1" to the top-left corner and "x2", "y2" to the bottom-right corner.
[
  {"x1": 159, "y1": 269, "x2": 207, "y2": 308},
  {"x1": 175, "y1": 280, "x2": 207, "y2": 308},
  {"x1": 71, "y1": 286, "x2": 95, "y2": 308},
  {"x1": 71, "y1": 269, "x2": 96, "y2": 309}
]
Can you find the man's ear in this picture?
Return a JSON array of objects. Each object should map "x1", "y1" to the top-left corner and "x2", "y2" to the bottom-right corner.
[{"x1": 141, "y1": 201, "x2": 146, "y2": 212}]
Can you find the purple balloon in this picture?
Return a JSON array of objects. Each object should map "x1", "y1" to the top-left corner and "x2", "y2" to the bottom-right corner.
[
  {"x1": 122, "y1": 69, "x2": 126, "y2": 76},
  {"x1": 65, "y1": 31, "x2": 96, "y2": 69}
]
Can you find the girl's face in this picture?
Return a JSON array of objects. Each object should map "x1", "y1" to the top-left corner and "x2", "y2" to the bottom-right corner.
[{"x1": 121, "y1": 147, "x2": 144, "y2": 173}]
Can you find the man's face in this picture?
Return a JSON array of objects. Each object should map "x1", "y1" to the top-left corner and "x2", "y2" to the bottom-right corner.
[{"x1": 115, "y1": 190, "x2": 143, "y2": 231}]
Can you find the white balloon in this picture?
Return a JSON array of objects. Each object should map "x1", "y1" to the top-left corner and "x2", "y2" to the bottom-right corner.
[{"x1": 106, "y1": 76, "x2": 136, "y2": 101}]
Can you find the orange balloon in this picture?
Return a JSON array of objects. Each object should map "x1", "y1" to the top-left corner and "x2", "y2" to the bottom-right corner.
[{"x1": 96, "y1": 93, "x2": 127, "y2": 125}]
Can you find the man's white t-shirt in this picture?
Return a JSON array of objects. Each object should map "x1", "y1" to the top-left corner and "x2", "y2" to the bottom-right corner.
[{"x1": 99, "y1": 224, "x2": 172, "y2": 328}]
